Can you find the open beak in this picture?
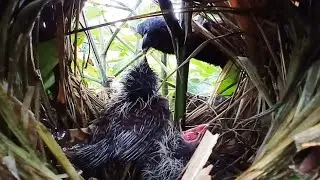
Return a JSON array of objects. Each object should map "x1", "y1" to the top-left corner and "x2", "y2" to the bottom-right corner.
[
  {"x1": 196, "y1": 124, "x2": 209, "y2": 140},
  {"x1": 183, "y1": 124, "x2": 208, "y2": 134},
  {"x1": 183, "y1": 124, "x2": 209, "y2": 142}
]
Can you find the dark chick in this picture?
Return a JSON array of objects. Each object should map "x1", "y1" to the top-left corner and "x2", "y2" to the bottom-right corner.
[
  {"x1": 67, "y1": 58, "x2": 208, "y2": 179},
  {"x1": 136, "y1": 17, "x2": 228, "y2": 68}
]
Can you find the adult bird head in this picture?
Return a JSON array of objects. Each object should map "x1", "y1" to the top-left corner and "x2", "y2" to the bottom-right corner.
[{"x1": 136, "y1": 17, "x2": 176, "y2": 55}]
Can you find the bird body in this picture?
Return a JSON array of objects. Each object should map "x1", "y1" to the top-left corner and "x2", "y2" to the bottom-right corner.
[
  {"x1": 69, "y1": 59, "x2": 170, "y2": 168},
  {"x1": 141, "y1": 125, "x2": 190, "y2": 180},
  {"x1": 136, "y1": 17, "x2": 228, "y2": 67},
  {"x1": 68, "y1": 58, "x2": 207, "y2": 179}
]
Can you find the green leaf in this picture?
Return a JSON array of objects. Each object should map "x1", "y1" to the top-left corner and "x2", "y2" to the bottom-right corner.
[
  {"x1": 187, "y1": 59, "x2": 222, "y2": 95},
  {"x1": 71, "y1": 32, "x2": 87, "y2": 47},
  {"x1": 217, "y1": 63, "x2": 240, "y2": 96},
  {"x1": 72, "y1": 58, "x2": 100, "y2": 81},
  {"x1": 38, "y1": 40, "x2": 58, "y2": 84},
  {"x1": 43, "y1": 72, "x2": 55, "y2": 90},
  {"x1": 85, "y1": 6, "x2": 105, "y2": 19}
]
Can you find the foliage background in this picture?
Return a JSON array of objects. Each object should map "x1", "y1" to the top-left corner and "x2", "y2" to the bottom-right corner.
[{"x1": 73, "y1": 0, "x2": 227, "y2": 98}]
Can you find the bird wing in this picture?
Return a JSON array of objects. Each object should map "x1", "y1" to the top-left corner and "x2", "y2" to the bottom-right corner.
[
  {"x1": 68, "y1": 127, "x2": 156, "y2": 168},
  {"x1": 70, "y1": 128, "x2": 156, "y2": 168},
  {"x1": 114, "y1": 120, "x2": 163, "y2": 162}
]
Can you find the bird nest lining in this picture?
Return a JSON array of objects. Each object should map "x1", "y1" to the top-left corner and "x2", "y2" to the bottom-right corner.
[{"x1": 184, "y1": 86, "x2": 269, "y2": 179}]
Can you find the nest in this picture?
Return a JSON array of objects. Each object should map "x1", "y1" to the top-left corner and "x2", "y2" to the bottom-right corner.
[
  {"x1": 1, "y1": 0, "x2": 320, "y2": 180},
  {"x1": 54, "y1": 79, "x2": 268, "y2": 180},
  {"x1": 184, "y1": 85, "x2": 269, "y2": 179}
]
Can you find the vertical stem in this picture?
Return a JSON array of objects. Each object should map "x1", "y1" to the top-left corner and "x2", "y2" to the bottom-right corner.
[
  {"x1": 161, "y1": 53, "x2": 168, "y2": 96},
  {"x1": 174, "y1": 1, "x2": 192, "y2": 130},
  {"x1": 174, "y1": 48, "x2": 189, "y2": 130},
  {"x1": 73, "y1": 0, "x2": 81, "y2": 77},
  {"x1": 158, "y1": 0, "x2": 190, "y2": 129}
]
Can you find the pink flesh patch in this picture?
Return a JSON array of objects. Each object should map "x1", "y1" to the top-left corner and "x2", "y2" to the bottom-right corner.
[
  {"x1": 193, "y1": 124, "x2": 207, "y2": 132},
  {"x1": 183, "y1": 124, "x2": 208, "y2": 133},
  {"x1": 183, "y1": 132, "x2": 198, "y2": 141},
  {"x1": 182, "y1": 124, "x2": 208, "y2": 142}
]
